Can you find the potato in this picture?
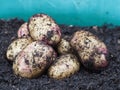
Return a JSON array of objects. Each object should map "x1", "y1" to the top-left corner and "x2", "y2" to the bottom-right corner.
[
  {"x1": 57, "y1": 35, "x2": 73, "y2": 54},
  {"x1": 48, "y1": 54, "x2": 80, "y2": 79},
  {"x1": 13, "y1": 41, "x2": 57, "y2": 78},
  {"x1": 70, "y1": 30, "x2": 108, "y2": 70},
  {"x1": 6, "y1": 37, "x2": 33, "y2": 61},
  {"x1": 28, "y1": 14, "x2": 61, "y2": 45},
  {"x1": 17, "y1": 23, "x2": 29, "y2": 38}
]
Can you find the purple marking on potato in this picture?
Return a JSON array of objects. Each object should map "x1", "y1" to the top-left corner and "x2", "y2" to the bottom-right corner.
[{"x1": 17, "y1": 23, "x2": 29, "y2": 38}]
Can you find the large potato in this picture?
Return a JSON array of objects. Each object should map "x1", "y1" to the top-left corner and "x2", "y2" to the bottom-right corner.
[
  {"x1": 48, "y1": 54, "x2": 80, "y2": 79},
  {"x1": 57, "y1": 35, "x2": 73, "y2": 54},
  {"x1": 28, "y1": 14, "x2": 61, "y2": 45},
  {"x1": 6, "y1": 37, "x2": 33, "y2": 61},
  {"x1": 70, "y1": 30, "x2": 108, "y2": 70},
  {"x1": 13, "y1": 41, "x2": 57, "y2": 78}
]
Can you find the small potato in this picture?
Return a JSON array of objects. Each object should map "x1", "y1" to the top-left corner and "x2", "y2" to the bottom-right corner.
[
  {"x1": 17, "y1": 23, "x2": 29, "y2": 38},
  {"x1": 28, "y1": 14, "x2": 61, "y2": 45},
  {"x1": 6, "y1": 37, "x2": 33, "y2": 61},
  {"x1": 70, "y1": 30, "x2": 108, "y2": 70},
  {"x1": 13, "y1": 41, "x2": 56, "y2": 78},
  {"x1": 48, "y1": 54, "x2": 80, "y2": 79},
  {"x1": 57, "y1": 35, "x2": 73, "y2": 54}
]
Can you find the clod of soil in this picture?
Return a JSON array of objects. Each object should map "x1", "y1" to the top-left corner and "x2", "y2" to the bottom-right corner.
[{"x1": 0, "y1": 19, "x2": 120, "y2": 90}]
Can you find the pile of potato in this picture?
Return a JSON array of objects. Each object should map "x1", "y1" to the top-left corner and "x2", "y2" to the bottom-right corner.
[{"x1": 6, "y1": 14, "x2": 108, "y2": 79}]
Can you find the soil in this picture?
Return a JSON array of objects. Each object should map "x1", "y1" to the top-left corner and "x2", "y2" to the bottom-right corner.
[{"x1": 0, "y1": 18, "x2": 120, "y2": 90}]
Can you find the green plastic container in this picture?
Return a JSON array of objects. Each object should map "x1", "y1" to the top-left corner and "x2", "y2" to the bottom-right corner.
[{"x1": 1, "y1": 0, "x2": 120, "y2": 26}]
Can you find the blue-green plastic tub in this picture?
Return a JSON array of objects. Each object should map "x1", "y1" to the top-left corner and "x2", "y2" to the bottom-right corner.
[{"x1": 1, "y1": 0, "x2": 120, "y2": 26}]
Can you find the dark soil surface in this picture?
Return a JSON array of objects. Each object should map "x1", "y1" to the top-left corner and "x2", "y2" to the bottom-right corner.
[{"x1": 0, "y1": 19, "x2": 120, "y2": 90}]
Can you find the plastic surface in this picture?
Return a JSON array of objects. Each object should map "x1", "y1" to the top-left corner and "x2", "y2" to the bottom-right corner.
[{"x1": 0, "y1": 0, "x2": 120, "y2": 26}]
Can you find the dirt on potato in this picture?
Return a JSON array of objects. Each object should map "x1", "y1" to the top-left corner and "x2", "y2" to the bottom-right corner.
[{"x1": 0, "y1": 19, "x2": 120, "y2": 90}]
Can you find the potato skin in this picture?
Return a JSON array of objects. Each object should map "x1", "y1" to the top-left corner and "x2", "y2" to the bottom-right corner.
[
  {"x1": 6, "y1": 37, "x2": 33, "y2": 61},
  {"x1": 70, "y1": 30, "x2": 108, "y2": 70},
  {"x1": 57, "y1": 35, "x2": 73, "y2": 54},
  {"x1": 13, "y1": 41, "x2": 57, "y2": 78},
  {"x1": 48, "y1": 54, "x2": 80, "y2": 79},
  {"x1": 28, "y1": 14, "x2": 61, "y2": 45},
  {"x1": 17, "y1": 23, "x2": 29, "y2": 38}
]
